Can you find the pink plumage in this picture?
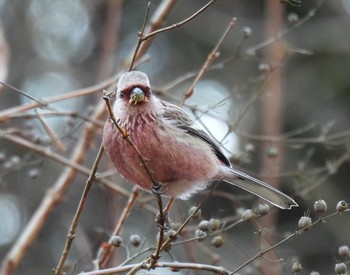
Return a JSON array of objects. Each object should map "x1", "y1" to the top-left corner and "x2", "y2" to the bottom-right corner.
[{"x1": 103, "y1": 71, "x2": 297, "y2": 209}]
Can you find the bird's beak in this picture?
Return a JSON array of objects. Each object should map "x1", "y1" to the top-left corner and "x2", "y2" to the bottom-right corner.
[{"x1": 129, "y1": 87, "x2": 147, "y2": 105}]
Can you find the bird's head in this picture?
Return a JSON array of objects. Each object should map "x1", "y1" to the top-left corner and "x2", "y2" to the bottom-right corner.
[{"x1": 116, "y1": 71, "x2": 152, "y2": 106}]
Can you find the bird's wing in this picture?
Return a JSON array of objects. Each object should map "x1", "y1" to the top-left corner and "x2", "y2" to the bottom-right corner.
[{"x1": 161, "y1": 101, "x2": 231, "y2": 166}]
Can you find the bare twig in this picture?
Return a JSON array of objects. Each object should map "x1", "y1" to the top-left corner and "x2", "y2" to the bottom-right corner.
[
  {"x1": 54, "y1": 2, "x2": 124, "y2": 272},
  {"x1": 125, "y1": 184, "x2": 218, "y2": 274},
  {"x1": 128, "y1": 1, "x2": 152, "y2": 71},
  {"x1": 81, "y1": 261, "x2": 231, "y2": 275},
  {"x1": 237, "y1": 129, "x2": 350, "y2": 146},
  {"x1": 299, "y1": 147, "x2": 350, "y2": 196},
  {"x1": 54, "y1": 144, "x2": 105, "y2": 275},
  {"x1": 232, "y1": 210, "x2": 350, "y2": 274},
  {"x1": 244, "y1": 0, "x2": 325, "y2": 54},
  {"x1": 36, "y1": 111, "x2": 66, "y2": 152},
  {"x1": 142, "y1": 0, "x2": 217, "y2": 41},
  {"x1": 0, "y1": 129, "x2": 129, "y2": 196},
  {"x1": 179, "y1": 17, "x2": 237, "y2": 107},
  {"x1": 132, "y1": 0, "x2": 177, "y2": 63},
  {"x1": 0, "y1": 100, "x2": 114, "y2": 274},
  {"x1": 97, "y1": 186, "x2": 141, "y2": 268},
  {"x1": 0, "y1": 81, "x2": 47, "y2": 106},
  {"x1": 0, "y1": 72, "x2": 120, "y2": 123}
]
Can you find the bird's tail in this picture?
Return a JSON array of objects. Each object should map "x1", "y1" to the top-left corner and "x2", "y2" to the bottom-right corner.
[{"x1": 220, "y1": 166, "x2": 298, "y2": 209}]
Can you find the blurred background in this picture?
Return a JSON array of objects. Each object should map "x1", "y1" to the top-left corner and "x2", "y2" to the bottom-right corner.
[{"x1": 0, "y1": 0, "x2": 350, "y2": 274}]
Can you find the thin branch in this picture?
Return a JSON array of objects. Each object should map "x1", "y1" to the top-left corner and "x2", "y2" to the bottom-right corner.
[
  {"x1": 125, "y1": 183, "x2": 218, "y2": 274},
  {"x1": 231, "y1": 210, "x2": 350, "y2": 274},
  {"x1": 81, "y1": 261, "x2": 231, "y2": 275},
  {"x1": 54, "y1": 2, "x2": 124, "y2": 271},
  {"x1": 97, "y1": 186, "x2": 141, "y2": 268},
  {"x1": 237, "y1": 129, "x2": 350, "y2": 146},
  {"x1": 0, "y1": 100, "x2": 119, "y2": 274},
  {"x1": 133, "y1": 0, "x2": 177, "y2": 63},
  {"x1": 0, "y1": 71, "x2": 121, "y2": 123},
  {"x1": 299, "y1": 147, "x2": 350, "y2": 196},
  {"x1": 142, "y1": 0, "x2": 218, "y2": 41},
  {"x1": 54, "y1": 144, "x2": 105, "y2": 275},
  {"x1": 0, "y1": 81, "x2": 47, "y2": 106},
  {"x1": 128, "y1": 1, "x2": 152, "y2": 71},
  {"x1": 36, "y1": 111, "x2": 66, "y2": 152},
  {"x1": 179, "y1": 17, "x2": 237, "y2": 107},
  {"x1": 0, "y1": 129, "x2": 129, "y2": 196},
  {"x1": 244, "y1": 0, "x2": 325, "y2": 54},
  {"x1": 5, "y1": 110, "x2": 105, "y2": 128}
]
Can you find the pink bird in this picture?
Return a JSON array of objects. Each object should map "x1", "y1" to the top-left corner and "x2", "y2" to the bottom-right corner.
[{"x1": 103, "y1": 71, "x2": 297, "y2": 209}]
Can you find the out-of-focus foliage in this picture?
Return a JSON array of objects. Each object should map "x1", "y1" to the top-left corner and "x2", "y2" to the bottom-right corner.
[{"x1": 0, "y1": 0, "x2": 350, "y2": 274}]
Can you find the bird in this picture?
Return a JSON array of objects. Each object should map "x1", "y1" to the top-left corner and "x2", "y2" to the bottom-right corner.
[{"x1": 102, "y1": 71, "x2": 298, "y2": 209}]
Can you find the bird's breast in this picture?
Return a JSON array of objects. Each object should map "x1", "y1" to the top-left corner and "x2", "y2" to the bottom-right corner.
[{"x1": 102, "y1": 116, "x2": 220, "y2": 198}]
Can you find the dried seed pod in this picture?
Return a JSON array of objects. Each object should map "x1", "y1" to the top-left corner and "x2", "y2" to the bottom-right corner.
[
  {"x1": 198, "y1": 220, "x2": 209, "y2": 232},
  {"x1": 338, "y1": 245, "x2": 350, "y2": 258},
  {"x1": 188, "y1": 206, "x2": 201, "y2": 219},
  {"x1": 314, "y1": 199, "x2": 327, "y2": 215},
  {"x1": 241, "y1": 209, "x2": 255, "y2": 223},
  {"x1": 336, "y1": 201, "x2": 348, "y2": 212},
  {"x1": 111, "y1": 235, "x2": 123, "y2": 247},
  {"x1": 298, "y1": 216, "x2": 312, "y2": 231},
  {"x1": 129, "y1": 234, "x2": 141, "y2": 248},
  {"x1": 292, "y1": 262, "x2": 302, "y2": 273},
  {"x1": 335, "y1": 263, "x2": 347, "y2": 274},
  {"x1": 209, "y1": 218, "x2": 221, "y2": 231},
  {"x1": 211, "y1": 235, "x2": 224, "y2": 248}
]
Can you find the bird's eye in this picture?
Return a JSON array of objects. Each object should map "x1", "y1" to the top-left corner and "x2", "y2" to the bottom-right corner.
[{"x1": 119, "y1": 92, "x2": 124, "y2": 98}]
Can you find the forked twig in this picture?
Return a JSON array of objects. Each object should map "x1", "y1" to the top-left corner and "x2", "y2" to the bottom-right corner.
[
  {"x1": 128, "y1": 1, "x2": 152, "y2": 71},
  {"x1": 142, "y1": 0, "x2": 218, "y2": 42}
]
